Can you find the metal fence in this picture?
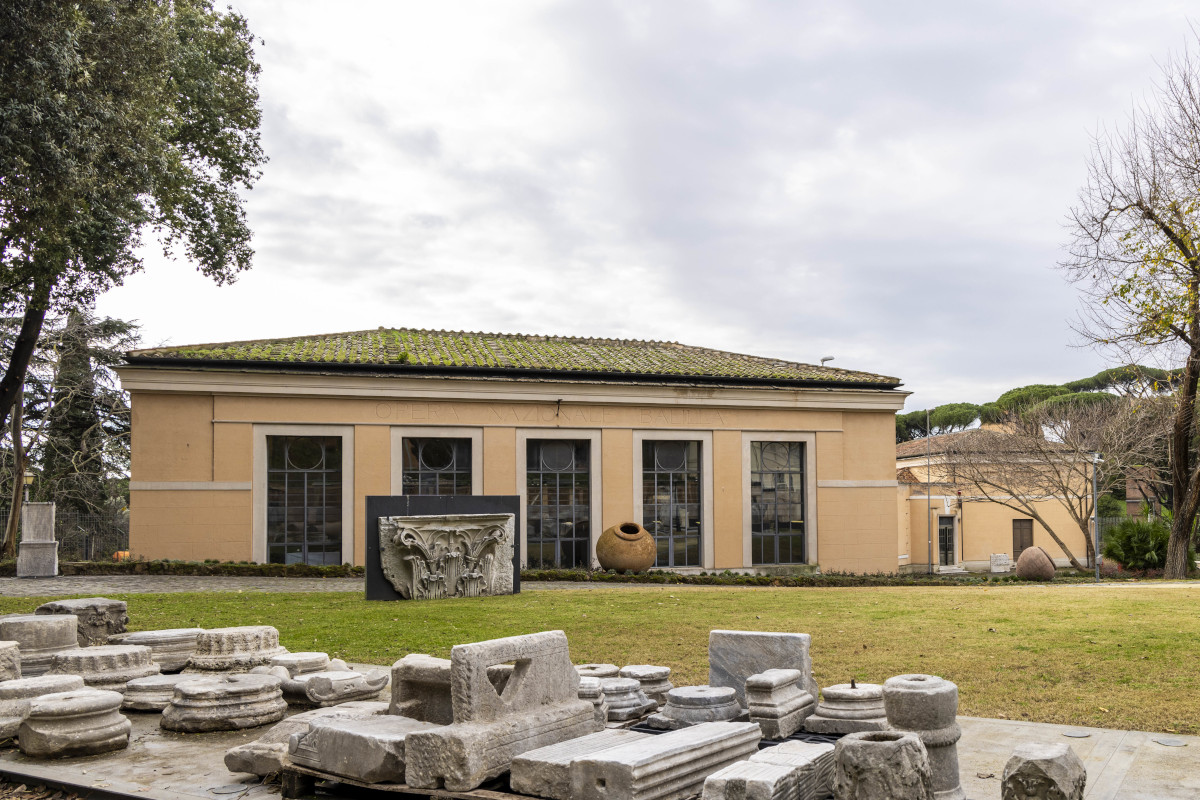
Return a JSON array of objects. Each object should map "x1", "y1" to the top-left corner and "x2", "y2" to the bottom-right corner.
[{"x1": 0, "y1": 505, "x2": 129, "y2": 561}]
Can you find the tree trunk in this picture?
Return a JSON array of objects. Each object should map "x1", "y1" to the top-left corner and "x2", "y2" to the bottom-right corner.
[
  {"x1": 0, "y1": 282, "x2": 51, "y2": 436},
  {"x1": 1166, "y1": 343, "x2": 1200, "y2": 578},
  {"x1": 2, "y1": 391, "x2": 23, "y2": 559}
]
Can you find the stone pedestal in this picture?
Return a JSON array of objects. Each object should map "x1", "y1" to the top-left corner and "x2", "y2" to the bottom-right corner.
[
  {"x1": 619, "y1": 664, "x2": 673, "y2": 707},
  {"x1": 0, "y1": 640, "x2": 21, "y2": 682},
  {"x1": 511, "y1": 729, "x2": 652, "y2": 800},
  {"x1": 883, "y1": 674, "x2": 964, "y2": 800},
  {"x1": 224, "y1": 700, "x2": 388, "y2": 777},
  {"x1": 703, "y1": 761, "x2": 799, "y2": 800},
  {"x1": 16, "y1": 503, "x2": 57, "y2": 579},
  {"x1": 833, "y1": 731, "x2": 934, "y2": 800},
  {"x1": 185, "y1": 626, "x2": 287, "y2": 673},
  {"x1": 746, "y1": 668, "x2": 815, "y2": 740},
  {"x1": 110, "y1": 628, "x2": 203, "y2": 673},
  {"x1": 0, "y1": 674, "x2": 85, "y2": 739},
  {"x1": 0, "y1": 614, "x2": 79, "y2": 677},
  {"x1": 578, "y1": 677, "x2": 608, "y2": 729},
  {"x1": 577, "y1": 663, "x2": 620, "y2": 679},
  {"x1": 1001, "y1": 742, "x2": 1086, "y2": 800},
  {"x1": 36, "y1": 597, "x2": 127, "y2": 646},
  {"x1": 647, "y1": 685, "x2": 741, "y2": 730},
  {"x1": 18, "y1": 688, "x2": 131, "y2": 759},
  {"x1": 287, "y1": 714, "x2": 441, "y2": 783},
  {"x1": 123, "y1": 674, "x2": 214, "y2": 711},
  {"x1": 752, "y1": 740, "x2": 836, "y2": 800},
  {"x1": 161, "y1": 673, "x2": 287, "y2": 732},
  {"x1": 49, "y1": 645, "x2": 160, "y2": 693},
  {"x1": 599, "y1": 676, "x2": 656, "y2": 722},
  {"x1": 805, "y1": 682, "x2": 889, "y2": 734}
]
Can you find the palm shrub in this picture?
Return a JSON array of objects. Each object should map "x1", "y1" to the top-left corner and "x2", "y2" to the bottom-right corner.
[{"x1": 1103, "y1": 516, "x2": 1195, "y2": 572}]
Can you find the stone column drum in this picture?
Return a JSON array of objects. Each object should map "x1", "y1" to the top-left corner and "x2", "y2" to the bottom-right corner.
[
  {"x1": 619, "y1": 665, "x2": 673, "y2": 707},
  {"x1": 49, "y1": 645, "x2": 160, "y2": 693},
  {"x1": 18, "y1": 688, "x2": 131, "y2": 759},
  {"x1": 833, "y1": 731, "x2": 934, "y2": 800},
  {"x1": 577, "y1": 663, "x2": 620, "y2": 679},
  {"x1": 805, "y1": 682, "x2": 888, "y2": 734},
  {"x1": 0, "y1": 614, "x2": 79, "y2": 677},
  {"x1": 647, "y1": 685, "x2": 741, "y2": 730},
  {"x1": 109, "y1": 629, "x2": 202, "y2": 673},
  {"x1": 883, "y1": 674, "x2": 964, "y2": 800},
  {"x1": 123, "y1": 674, "x2": 213, "y2": 712},
  {"x1": 599, "y1": 677, "x2": 656, "y2": 721},
  {"x1": 578, "y1": 677, "x2": 608, "y2": 730},
  {"x1": 36, "y1": 597, "x2": 128, "y2": 647},
  {"x1": 0, "y1": 675, "x2": 85, "y2": 739},
  {"x1": 185, "y1": 626, "x2": 287, "y2": 673},
  {"x1": 162, "y1": 673, "x2": 288, "y2": 732}
]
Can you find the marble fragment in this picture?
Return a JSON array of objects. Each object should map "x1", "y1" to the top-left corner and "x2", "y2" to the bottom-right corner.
[
  {"x1": 379, "y1": 512, "x2": 515, "y2": 598},
  {"x1": 752, "y1": 740, "x2": 836, "y2": 800},
  {"x1": 569, "y1": 721, "x2": 762, "y2": 800},
  {"x1": 161, "y1": 673, "x2": 287, "y2": 732},
  {"x1": 619, "y1": 664, "x2": 673, "y2": 707},
  {"x1": 109, "y1": 628, "x2": 202, "y2": 673},
  {"x1": 185, "y1": 626, "x2": 287, "y2": 673},
  {"x1": 511, "y1": 729, "x2": 653, "y2": 800},
  {"x1": 708, "y1": 630, "x2": 819, "y2": 707},
  {"x1": 270, "y1": 651, "x2": 329, "y2": 677},
  {"x1": 287, "y1": 714, "x2": 441, "y2": 783},
  {"x1": 223, "y1": 701, "x2": 387, "y2": 777},
  {"x1": 390, "y1": 653, "x2": 453, "y2": 723},
  {"x1": 1001, "y1": 742, "x2": 1086, "y2": 800},
  {"x1": 0, "y1": 674, "x2": 85, "y2": 739},
  {"x1": 49, "y1": 645, "x2": 160, "y2": 694},
  {"x1": 746, "y1": 668, "x2": 816, "y2": 740},
  {"x1": 600, "y1": 677, "x2": 656, "y2": 722},
  {"x1": 647, "y1": 685, "x2": 741, "y2": 730},
  {"x1": 577, "y1": 663, "x2": 621, "y2": 679},
  {"x1": 0, "y1": 641, "x2": 20, "y2": 682},
  {"x1": 702, "y1": 760, "x2": 799, "y2": 800},
  {"x1": 18, "y1": 688, "x2": 130, "y2": 759},
  {"x1": 833, "y1": 730, "x2": 933, "y2": 800},
  {"x1": 0, "y1": 614, "x2": 78, "y2": 677},
  {"x1": 36, "y1": 597, "x2": 127, "y2": 647},
  {"x1": 883, "y1": 674, "x2": 964, "y2": 800},
  {"x1": 804, "y1": 682, "x2": 889, "y2": 734},
  {"x1": 578, "y1": 676, "x2": 609, "y2": 729},
  {"x1": 122, "y1": 674, "x2": 214, "y2": 712},
  {"x1": 254, "y1": 664, "x2": 388, "y2": 707}
]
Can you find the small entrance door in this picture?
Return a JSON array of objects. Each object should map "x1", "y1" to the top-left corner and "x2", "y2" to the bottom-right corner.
[
  {"x1": 1013, "y1": 519, "x2": 1033, "y2": 561},
  {"x1": 938, "y1": 516, "x2": 956, "y2": 566}
]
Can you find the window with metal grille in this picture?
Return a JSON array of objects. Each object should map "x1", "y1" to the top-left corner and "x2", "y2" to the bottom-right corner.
[
  {"x1": 401, "y1": 438, "x2": 472, "y2": 495},
  {"x1": 750, "y1": 441, "x2": 806, "y2": 564},
  {"x1": 266, "y1": 436, "x2": 343, "y2": 565},
  {"x1": 526, "y1": 440, "x2": 591, "y2": 569},
  {"x1": 642, "y1": 440, "x2": 702, "y2": 568}
]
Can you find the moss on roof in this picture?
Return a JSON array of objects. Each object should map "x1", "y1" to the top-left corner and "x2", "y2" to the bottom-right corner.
[{"x1": 127, "y1": 328, "x2": 901, "y2": 386}]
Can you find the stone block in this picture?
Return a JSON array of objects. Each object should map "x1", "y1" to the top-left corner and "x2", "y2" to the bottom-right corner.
[
  {"x1": 378, "y1": 512, "x2": 515, "y2": 599},
  {"x1": 569, "y1": 721, "x2": 762, "y2": 800},
  {"x1": 287, "y1": 714, "x2": 441, "y2": 783},
  {"x1": 0, "y1": 674, "x2": 84, "y2": 739},
  {"x1": 17, "y1": 502, "x2": 55, "y2": 542},
  {"x1": 511, "y1": 729, "x2": 652, "y2": 800},
  {"x1": 619, "y1": 664, "x2": 673, "y2": 707},
  {"x1": 708, "y1": 630, "x2": 818, "y2": 708},
  {"x1": 390, "y1": 653, "x2": 453, "y2": 723},
  {"x1": 223, "y1": 700, "x2": 387, "y2": 777},
  {"x1": 746, "y1": 668, "x2": 815, "y2": 740},
  {"x1": 751, "y1": 740, "x2": 835, "y2": 800},
  {"x1": 0, "y1": 640, "x2": 21, "y2": 682},
  {"x1": 18, "y1": 688, "x2": 130, "y2": 759},
  {"x1": 833, "y1": 730, "x2": 933, "y2": 800},
  {"x1": 647, "y1": 685, "x2": 741, "y2": 730},
  {"x1": 49, "y1": 645, "x2": 160, "y2": 693},
  {"x1": 109, "y1": 628, "x2": 202, "y2": 673},
  {"x1": 883, "y1": 674, "x2": 964, "y2": 800},
  {"x1": 1001, "y1": 742, "x2": 1086, "y2": 800},
  {"x1": 402, "y1": 630, "x2": 595, "y2": 790},
  {"x1": 702, "y1": 761, "x2": 799, "y2": 800},
  {"x1": 578, "y1": 676, "x2": 609, "y2": 729},
  {"x1": 16, "y1": 505, "x2": 57, "y2": 578},
  {"x1": 805, "y1": 682, "x2": 888, "y2": 735},
  {"x1": 185, "y1": 626, "x2": 287, "y2": 673},
  {"x1": 0, "y1": 614, "x2": 79, "y2": 677},
  {"x1": 271, "y1": 651, "x2": 329, "y2": 677},
  {"x1": 601, "y1": 677, "x2": 657, "y2": 722},
  {"x1": 577, "y1": 663, "x2": 621, "y2": 679},
  {"x1": 161, "y1": 673, "x2": 287, "y2": 732},
  {"x1": 123, "y1": 674, "x2": 215, "y2": 712},
  {"x1": 36, "y1": 597, "x2": 128, "y2": 647},
  {"x1": 990, "y1": 553, "x2": 1011, "y2": 573}
]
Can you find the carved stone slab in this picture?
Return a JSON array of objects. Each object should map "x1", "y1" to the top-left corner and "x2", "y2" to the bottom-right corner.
[
  {"x1": 709, "y1": 630, "x2": 818, "y2": 708},
  {"x1": 223, "y1": 700, "x2": 387, "y2": 777},
  {"x1": 378, "y1": 513, "x2": 515, "y2": 599},
  {"x1": 36, "y1": 597, "x2": 128, "y2": 647},
  {"x1": 511, "y1": 729, "x2": 653, "y2": 800}
]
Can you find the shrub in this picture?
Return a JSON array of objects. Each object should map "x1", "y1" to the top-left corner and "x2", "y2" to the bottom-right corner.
[{"x1": 1102, "y1": 517, "x2": 1194, "y2": 572}]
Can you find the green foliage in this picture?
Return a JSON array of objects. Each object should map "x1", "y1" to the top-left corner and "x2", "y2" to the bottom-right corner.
[
  {"x1": 895, "y1": 403, "x2": 982, "y2": 443},
  {"x1": 1097, "y1": 493, "x2": 1127, "y2": 517},
  {"x1": 1102, "y1": 517, "x2": 1193, "y2": 571},
  {"x1": 993, "y1": 384, "x2": 1073, "y2": 415}
]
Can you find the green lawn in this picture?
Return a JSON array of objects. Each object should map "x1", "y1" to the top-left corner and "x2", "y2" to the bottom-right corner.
[{"x1": 3, "y1": 584, "x2": 1198, "y2": 734}]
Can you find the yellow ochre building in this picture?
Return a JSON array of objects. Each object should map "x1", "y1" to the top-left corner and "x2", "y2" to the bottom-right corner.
[{"x1": 116, "y1": 328, "x2": 908, "y2": 573}]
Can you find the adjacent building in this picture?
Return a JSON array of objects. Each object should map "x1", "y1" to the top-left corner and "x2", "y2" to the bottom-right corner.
[{"x1": 116, "y1": 327, "x2": 907, "y2": 573}]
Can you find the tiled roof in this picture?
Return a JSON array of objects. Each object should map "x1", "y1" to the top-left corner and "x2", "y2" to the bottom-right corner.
[
  {"x1": 126, "y1": 328, "x2": 901, "y2": 387},
  {"x1": 895, "y1": 431, "x2": 973, "y2": 459},
  {"x1": 896, "y1": 467, "x2": 923, "y2": 484}
]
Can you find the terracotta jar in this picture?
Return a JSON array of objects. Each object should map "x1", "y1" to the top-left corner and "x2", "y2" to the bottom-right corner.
[{"x1": 596, "y1": 522, "x2": 657, "y2": 572}]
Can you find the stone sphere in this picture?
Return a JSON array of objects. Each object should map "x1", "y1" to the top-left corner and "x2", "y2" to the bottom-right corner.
[
  {"x1": 596, "y1": 522, "x2": 656, "y2": 572},
  {"x1": 1015, "y1": 547, "x2": 1056, "y2": 581}
]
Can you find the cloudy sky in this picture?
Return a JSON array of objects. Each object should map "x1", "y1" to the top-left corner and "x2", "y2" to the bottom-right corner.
[{"x1": 96, "y1": 0, "x2": 1193, "y2": 411}]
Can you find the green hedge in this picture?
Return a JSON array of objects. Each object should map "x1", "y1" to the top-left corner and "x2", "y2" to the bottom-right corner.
[{"x1": 0, "y1": 559, "x2": 364, "y2": 578}]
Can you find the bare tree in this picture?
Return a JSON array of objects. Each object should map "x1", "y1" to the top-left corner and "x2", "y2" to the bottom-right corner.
[
  {"x1": 1061, "y1": 35, "x2": 1200, "y2": 578},
  {"x1": 943, "y1": 397, "x2": 1168, "y2": 571}
]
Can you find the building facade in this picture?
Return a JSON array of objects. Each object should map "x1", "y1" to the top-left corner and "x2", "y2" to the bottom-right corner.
[{"x1": 116, "y1": 328, "x2": 907, "y2": 573}]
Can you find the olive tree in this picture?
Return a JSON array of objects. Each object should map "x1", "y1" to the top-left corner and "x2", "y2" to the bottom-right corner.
[{"x1": 0, "y1": 0, "x2": 265, "y2": 436}]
